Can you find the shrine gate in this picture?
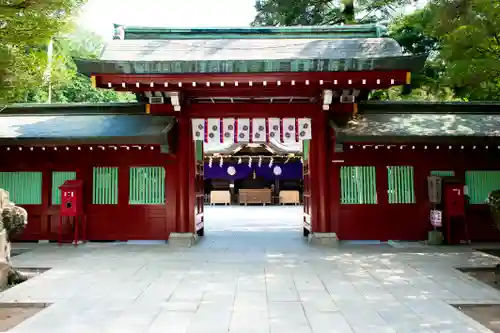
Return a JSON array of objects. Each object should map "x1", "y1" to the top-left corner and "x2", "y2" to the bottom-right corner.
[
  {"x1": 74, "y1": 24, "x2": 423, "y2": 246},
  {"x1": 8, "y1": 24, "x2": 484, "y2": 246}
]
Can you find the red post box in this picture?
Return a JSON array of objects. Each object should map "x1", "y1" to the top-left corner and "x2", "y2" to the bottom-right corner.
[
  {"x1": 443, "y1": 182, "x2": 469, "y2": 244},
  {"x1": 443, "y1": 183, "x2": 465, "y2": 217},
  {"x1": 58, "y1": 180, "x2": 85, "y2": 246},
  {"x1": 59, "y1": 180, "x2": 83, "y2": 217}
]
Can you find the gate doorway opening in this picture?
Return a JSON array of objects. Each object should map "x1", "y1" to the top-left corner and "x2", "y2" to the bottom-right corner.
[{"x1": 195, "y1": 133, "x2": 311, "y2": 242}]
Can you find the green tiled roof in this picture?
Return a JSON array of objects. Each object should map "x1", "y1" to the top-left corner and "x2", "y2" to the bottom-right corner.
[
  {"x1": 358, "y1": 100, "x2": 500, "y2": 114},
  {"x1": 334, "y1": 102, "x2": 500, "y2": 143},
  {"x1": 75, "y1": 37, "x2": 425, "y2": 75},
  {"x1": 75, "y1": 24, "x2": 425, "y2": 76},
  {"x1": 101, "y1": 38, "x2": 403, "y2": 61},
  {"x1": 113, "y1": 24, "x2": 387, "y2": 40},
  {"x1": 0, "y1": 113, "x2": 173, "y2": 145},
  {"x1": 0, "y1": 103, "x2": 144, "y2": 115}
]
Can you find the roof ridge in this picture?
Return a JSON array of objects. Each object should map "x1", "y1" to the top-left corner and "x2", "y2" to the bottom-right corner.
[{"x1": 112, "y1": 24, "x2": 387, "y2": 40}]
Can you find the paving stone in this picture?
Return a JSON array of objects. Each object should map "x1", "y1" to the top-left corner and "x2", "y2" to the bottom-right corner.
[
  {"x1": 5, "y1": 206, "x2": 500, "y2": 333},
  {"x1": 307, "y1": 312, "x2": 354, "y2": 333}
]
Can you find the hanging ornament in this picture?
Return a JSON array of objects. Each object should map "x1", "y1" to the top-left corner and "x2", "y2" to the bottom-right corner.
[
  {"x1": 208, "y1": 156, "x2": 213, "y2": 168},
  {"x1": 258, "y1": 156, "x2": 262, "y2": 168},
  {"x1": 253, "y1": 170, "x2": 256, "y2": 179},
  {"x1": 269, "y1": 157, "x2": 274, "y2": 168},
  {"x1": 238, "y1": 157, "x2": 242, "y2": 164},
  {"x1": 273, "y1": 165, "x2": 282, "y2": 176},
  {"x1": 300, "y1": 157, "x2": 303, "y2": 164},
  {"x1": 248, "y1": 156, "x2": 252, "y2": 168},
  {"x1": 219, "y1": 156, "x2": 223, "y2": 167}
]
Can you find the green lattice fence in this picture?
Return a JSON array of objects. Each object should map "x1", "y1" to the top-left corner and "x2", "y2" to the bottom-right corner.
[
  {"x1": 195, "y1": 141, "x2": 204, "y2": 162},
  {"x1": 303, "y1": 140, "x2": 310, "y2": 161},
  {"x1": 465, "y1": 171, "x2": 500, "y2": 204},
  {"x1": 387, "y1": 166, "x2": 415, "y2": 204},
  {"x1": 0, "y1": 172, "x2": 42, "y2": 204},
  {"x1": 51, "y1": 171, "x2": 77, "y2": 204},
  {"x1": 340, "y1": 166, "x2": 377, "y2": 204},
  {"x1": 93, "y1": 167, "x2": 118, "y2": 204},
  {"x1": 129, "y1": 167, "x2": 166, "y2": 204}
]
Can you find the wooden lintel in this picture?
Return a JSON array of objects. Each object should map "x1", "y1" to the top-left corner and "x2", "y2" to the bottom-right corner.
[{"x1": 94, "y1": 70, "x2": 409, "y2": 91}]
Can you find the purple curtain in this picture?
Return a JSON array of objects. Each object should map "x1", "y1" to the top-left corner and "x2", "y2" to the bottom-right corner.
[
  {"x1": 204, "y1": 162, "x2": 302, "y2": 180},
  {"x1": 255, "y1": 162, "x2": 303, "y2": 180},
  {"x1": 203, "y1": 163, "x2": 254, "y2": 180}
]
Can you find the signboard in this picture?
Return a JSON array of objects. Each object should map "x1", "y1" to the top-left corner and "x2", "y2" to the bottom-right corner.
[
  {"x1": 428, "y1": 176, "x2": 443, "y2": 204},
  {"x1": 430, "y1": 210, "x2": 442, "y2": 227}
]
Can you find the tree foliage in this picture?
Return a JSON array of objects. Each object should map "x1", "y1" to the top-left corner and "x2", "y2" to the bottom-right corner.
[
  {"x1": 389, "y1": 0, "x2": 500, "y2": 100},
  {"x1": 0, "y1": 1, "x2": 134, "y2": 104},
  {"x1": 388, "y1": 8, "x2": 453, "y2": 100},
  {"x1": 426, "y1": 0, "x2": 500, "y2": 100},
  {"x1": 26, "y1": 29, "x2": 136, "y2": 103},
  {"x1": 253, "y1": 0, "x2": 341, "y2": 26},
  {"x1": 252, "y1": 0, "x2": 418, "y2": 26},
  {"x1": 0, "y1": 0, "x2": 86, "y2": 103}
]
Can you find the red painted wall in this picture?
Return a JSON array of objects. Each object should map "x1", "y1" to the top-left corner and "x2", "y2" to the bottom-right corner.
[
  {"x1": 5, "y1": 129, "x2": 498, "y2": 243},
  {"x1": 333, "y1": 145, "x2": 500, "y2": 241},
  {"x1": 0, "y1": 147, "x2": 178, "y2": 241}
]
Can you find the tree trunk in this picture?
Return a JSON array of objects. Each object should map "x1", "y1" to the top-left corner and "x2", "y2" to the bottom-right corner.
[{"x1": 342, "y1": 0, "x2": 355, "y2": 23}]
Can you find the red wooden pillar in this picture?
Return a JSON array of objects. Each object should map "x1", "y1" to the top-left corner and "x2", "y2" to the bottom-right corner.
[
  {"x1": 176, "y1": 113, "x2": 194, "y2": 233},
  {"x1": 186, "y1": 119, "x2": 197, "y2": 234},
  {"x1": 329, "y1": 126, "x2": 340, "y2": 235},
  {"x1": 165, "y1": 159, "x2": 177, "y2": 237},
  {"x1": 309, "y1": 110, "x2": 332, "y2": 234},
  {"x1": 40, "y1": 169, "x2": 51, "y2": 240}
]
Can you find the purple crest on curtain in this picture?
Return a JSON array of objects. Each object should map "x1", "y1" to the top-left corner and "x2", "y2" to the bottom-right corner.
[{"x1": 204, "y1": 162, "x2": 302, "y2": 180}]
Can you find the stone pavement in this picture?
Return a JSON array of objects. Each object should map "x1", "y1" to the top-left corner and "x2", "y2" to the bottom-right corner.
[{"x1": 2, "y1": 206, "x2": 500, "y2": 333}]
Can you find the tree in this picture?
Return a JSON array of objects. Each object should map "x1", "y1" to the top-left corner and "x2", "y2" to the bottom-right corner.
[
  {"x1": 389, "y1": 0, "x2": 500, "y2": 101},
  {"x1": 388, "y1": 8, "x2": 452, "y2": 100},
  {"x1": 253, "y1": 0, "x2": 342, "y2": 26},
  {"x1": 252, "y1": 0, "x2": 418, "y2": 26},
  {"x1": 26, "y1": 29, "x2": 136, "y2": 103},
  {"x1": 0, "y1": 0, "x2": 86, "y2": 104},
  {"x1": 426, "y1": 0, "x2": 500, "y2": 100},
  {"x1": 389, "y1": 8, "x2": 437, "y2": 56}
]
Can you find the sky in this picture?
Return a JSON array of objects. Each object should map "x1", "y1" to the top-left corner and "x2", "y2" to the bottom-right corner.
[{"x1": 78, "y1": 0, "x2": 257, "y2": 39}]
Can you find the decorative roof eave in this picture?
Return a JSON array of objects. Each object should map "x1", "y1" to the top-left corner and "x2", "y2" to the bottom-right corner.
[
  {"x1": 0, "y1": 136, "x2": 166, "y2": 146},
  {"x1": 335, "y1": 135, "x2": 500, "y2": 145},
  {"x1": 75, "y1": 54, "x2": 426, "y2": 77}
]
